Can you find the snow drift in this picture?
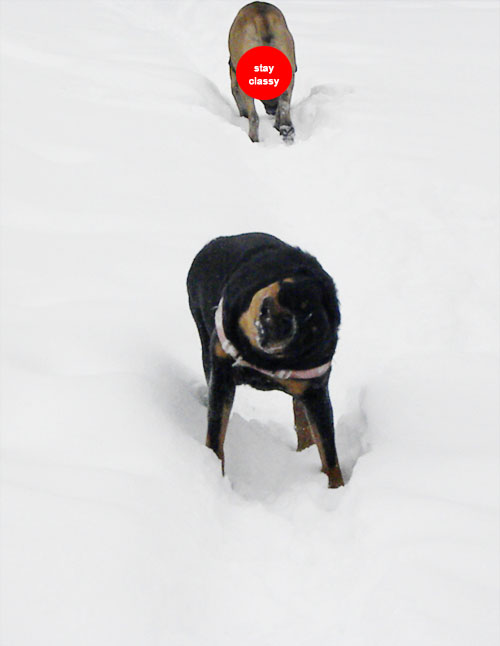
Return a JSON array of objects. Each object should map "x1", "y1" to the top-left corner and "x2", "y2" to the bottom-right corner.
[{"x1": 1, "y1": 1, "x2": 499, "y2": 645}]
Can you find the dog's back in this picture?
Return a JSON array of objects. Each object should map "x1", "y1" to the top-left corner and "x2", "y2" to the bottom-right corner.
[
  {"x1": 228, "y1": 2, "x2": 297, "y2": 142},
  {"x1": 229, "y1": 2, "x2": 296, "y2": 71}
]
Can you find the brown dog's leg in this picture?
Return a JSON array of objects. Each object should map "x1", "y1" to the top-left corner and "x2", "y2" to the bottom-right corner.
[
  {"x1": 230, "y1": 64, "x2": 248, "y2": 117},
  {"x1": 293, "y1": 398, "x2": 315, "y2": 451},
  {"x1": 230, "y1": 65, "x2": 259, "y2": 142},
  {"x1": 300, "y1": 387, "x2": 344, "y2": 488},
  {"x1": 274, "y1": 78, "x2": 295, "y2": 143}
]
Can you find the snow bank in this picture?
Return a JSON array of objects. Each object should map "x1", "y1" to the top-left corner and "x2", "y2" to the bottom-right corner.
[{"x1": 1, "y1": 1, "x2": 498, "y2": 645}]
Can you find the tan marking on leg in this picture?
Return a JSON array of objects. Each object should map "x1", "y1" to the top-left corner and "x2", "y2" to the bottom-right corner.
[
  {"x1": 293, "y1": 399, "x2": 315, "y2": 451},
  {"x1": 219, "y1": 399, "x2": 233, "y2": 475},
  {"x1": 302, "y1": 407, "x2": 344, "y2": 489},
  {"x1": 206, "y1": 399, "x2": 233, "y2": 475},
  {"x1": 276, "y1": 378, "x2": 309, "y2": 397},
  {"x1": 325, "y1": 466, "x2": 344, "y2": 489}
]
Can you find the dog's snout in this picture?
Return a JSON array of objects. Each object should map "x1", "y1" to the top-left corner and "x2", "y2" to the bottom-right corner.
[
  {"x1": 260, "y1": 297, "x2": 273, "y2": 320},
  {"x1": 275, "y1": 312, "x2": 294, "y2": 339},
  {"x1": 258, "y1": 296, "x2": 296, "y2": 349}
]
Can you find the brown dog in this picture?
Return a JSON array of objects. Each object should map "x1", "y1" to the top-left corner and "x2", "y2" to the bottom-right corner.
[{"x1": 229, "y1": 2, "x2": 297, "y2": 143}]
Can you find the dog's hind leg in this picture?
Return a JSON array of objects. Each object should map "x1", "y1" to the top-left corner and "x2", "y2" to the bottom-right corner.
[
  {"x1": 262, "y1": 98, "x2": 278, "y2": 116},
  {"x1": 189, "y1": 303, "x2": 212, "y2": 382},
  {"x1": 274, "y1": 79, "x2": 295, "y2": 143},
  {"x1": 230, "y1": 64, "x2": 259, "y2": 142},
  {"x1": 293, "y1": 398, "x2": 315, "y2": 451},
  {"x1": 300, "y1": 387, "x2": 344, "y2": 488}
]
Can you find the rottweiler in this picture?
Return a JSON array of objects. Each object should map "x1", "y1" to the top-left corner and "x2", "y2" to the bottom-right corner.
[{"x1": 187, "y1": 232, "x2": 344, "y2": 488}]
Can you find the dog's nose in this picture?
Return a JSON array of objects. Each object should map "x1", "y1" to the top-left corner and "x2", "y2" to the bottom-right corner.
[
  {"x1": 260, "y1": 297, "x2": 295, "y2": 344},
  {"x1": 260, "y1": 297, "x2": 273, "y2": 319},
  {"x1": 275, "y1": 312, "x2": 294, "y2": 340}
]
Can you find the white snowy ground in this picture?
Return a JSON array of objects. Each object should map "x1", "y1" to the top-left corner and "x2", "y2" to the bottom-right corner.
[{"x1": 1, "y1": 1, "x2": 499, "y2": 644}]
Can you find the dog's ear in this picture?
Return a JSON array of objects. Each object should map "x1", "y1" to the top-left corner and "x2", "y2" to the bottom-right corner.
[
  {"x1": 278, "y1": 274, "x2": 317, "y2": 312},
  {"x1": 279, "y1": 272, "x2": 340, "y2": 330},
  {"x1": 321, "y1": 274, "x2": 341, "y2": 329}
]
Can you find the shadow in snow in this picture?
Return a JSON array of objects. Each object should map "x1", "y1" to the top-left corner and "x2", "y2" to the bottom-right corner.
[
  {"x1": 293, "y1": 83, "x2": 354, "y2": 140},
  {"x1": 186, "y1": 74, "x2": 354, "y2": 144},
  {"x1": 149, "y1": 354, "x2": 207, "y2": 446},
  {"x1": 182, "y1": 71, "x2": 238, "y2": 124},
  {"x1": 335, "y1": 386, "x2": 371, "y2": 483},
  {"x1": 151, "y1": 353, "x2": 368, "y2": 501}
]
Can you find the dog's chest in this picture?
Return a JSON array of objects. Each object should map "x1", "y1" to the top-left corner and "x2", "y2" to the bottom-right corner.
[
  {"x1": 232, "y1": 365, "x2": 309, "y2": 396},
  {"x1": 232, "y1": 365, "x2": 277, "y2": 391}
]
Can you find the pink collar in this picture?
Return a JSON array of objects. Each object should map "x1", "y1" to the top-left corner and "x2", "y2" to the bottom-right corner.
[{"x1": 215, "y1": 298, "x2": 331, "y2": 381}]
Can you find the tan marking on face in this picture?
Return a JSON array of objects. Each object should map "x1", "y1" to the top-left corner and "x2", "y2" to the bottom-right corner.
[{"x1": 239, "y1": 280, "x2": 291, "y2": 348}]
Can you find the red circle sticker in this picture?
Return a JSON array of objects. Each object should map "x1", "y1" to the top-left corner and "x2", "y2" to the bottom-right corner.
[{"x1": 236, "y1": 46, "x2": 293, "y2": 101}]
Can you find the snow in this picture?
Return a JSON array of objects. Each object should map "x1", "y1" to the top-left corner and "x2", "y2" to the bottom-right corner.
[{"x1": 1, "y1": 1, "x2": 499, "y2": 645}]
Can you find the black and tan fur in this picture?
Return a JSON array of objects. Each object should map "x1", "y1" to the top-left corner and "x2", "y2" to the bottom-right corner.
[
  {"x1": 229, "y1": 2, "x2": 297, "y2": 143},
  {"x1": 187, "y1": 233, "x2": 344, "y2": 488}
]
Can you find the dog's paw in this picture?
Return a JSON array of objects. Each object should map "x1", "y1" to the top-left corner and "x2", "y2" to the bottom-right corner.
[{"x1": 280, "y1": 125, "x2": 295, "y2": 144}]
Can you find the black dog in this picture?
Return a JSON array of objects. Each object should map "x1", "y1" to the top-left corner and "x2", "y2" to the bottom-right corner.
[{"x1": 187, "y1": 232, "x2": 344, "y2": 488}]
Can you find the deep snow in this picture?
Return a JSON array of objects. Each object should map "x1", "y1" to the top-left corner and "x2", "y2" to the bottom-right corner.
[{"x1": 1, "y1": 1, "x2": 499, "y2": 645}]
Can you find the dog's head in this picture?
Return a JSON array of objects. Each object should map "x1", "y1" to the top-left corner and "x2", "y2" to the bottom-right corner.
[{"x1": 233, "y1": 271, "x2": 340, "y2": 368}]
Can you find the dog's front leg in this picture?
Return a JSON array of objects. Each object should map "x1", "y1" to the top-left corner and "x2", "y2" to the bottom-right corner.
[
  {"x1": 206, "y1": 339, "x2": 235, "y2": 475},
  {"x1": 301, "y1": 385, "x2": 344, "y2": 488},
  {"x1": 293, "y1": 398, "x2": 315, "y2": 451}
]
